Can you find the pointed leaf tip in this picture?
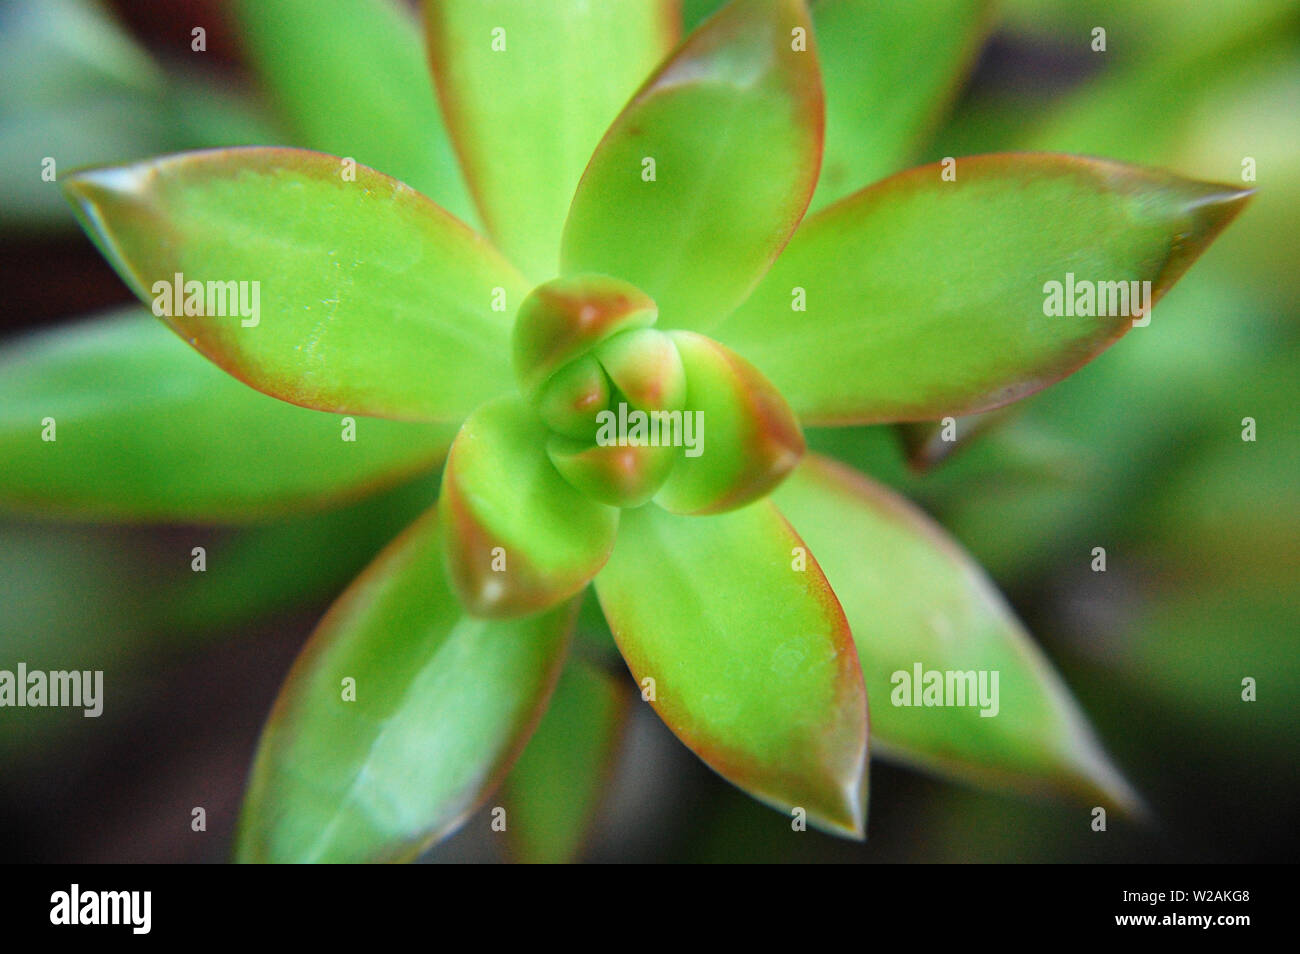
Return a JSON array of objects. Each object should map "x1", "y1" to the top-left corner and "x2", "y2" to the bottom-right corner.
[
  {"x1": 774, "y1": 454, "x2": 1140, "y2": 812},
  {"x1": 562, "y1": 0, "x2": 823, "y2": 332},
  {"x1": 714, "y1": 154, "x2": 1255, "y2": 425},
  {"x1": 63, "y1": 148, "x2": 525, "y2": 422},
  {"x1": 595, "y1": 502, "x2": 868, "y2": 838},
  {"x1": 1150, "y1": 183, "x2": 1254, "y2": 299}
]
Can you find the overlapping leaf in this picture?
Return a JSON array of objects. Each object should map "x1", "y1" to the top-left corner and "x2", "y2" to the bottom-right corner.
[
  {"x1": 438, "y1": 397, "x2": 619, "y2": 618},
  {"x1": 0, "y1": 309, "x2": 451, "y2": 521},
  {"x1": 63, "y1": 148, "x2": 527, "y2": 422},
  {"x1": 810, "y1": 0, "x2": 992, "y2": 211},
  {"x1": 714, "y1": 154, "x2": 1251, "y2": 424},
  {"x1": 653, "y1": 331, "x2": 805, "y2": 514},
  {"x1": 774, "y1": 454, "x2": 1140, "y2": 810},
  {"x1": 502, "y1": 661, "x2": 629, "y2": 864},
  {"x1": 234, "y1": 0, "x2": 475, "y2": 224},
  {"x1": 595, "y1": 501, "x2": 867, "y2": 836},
  {"x1": 562, "y1": 0, "x2": 823, "y2": 332},
  {"x1": 237, "y1": 509, "x2": 574, "y2": 863},
  {"x1": 425, "y1": 0, "x2": 678, "y2": 279}
]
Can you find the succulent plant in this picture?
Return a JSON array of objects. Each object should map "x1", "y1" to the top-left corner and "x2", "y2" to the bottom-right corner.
[{"x1": 10, "y1": 0, "x2": 1251, "y2": 862}]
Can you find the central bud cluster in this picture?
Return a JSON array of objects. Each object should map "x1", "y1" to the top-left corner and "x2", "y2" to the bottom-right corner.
[{"x1": 512, "y1": 274, "x2": 689, "y2": 508}]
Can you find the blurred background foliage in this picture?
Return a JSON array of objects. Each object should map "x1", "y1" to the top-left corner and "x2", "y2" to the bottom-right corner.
[{"x1": 0, "y1": 0, "x2": 1296, "y2": 862}]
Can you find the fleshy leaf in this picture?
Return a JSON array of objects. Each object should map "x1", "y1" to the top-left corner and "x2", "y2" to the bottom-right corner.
[
  {"x1": 596, "y1": 327, "x2": 687, "y2": 414},
  {"x1": 439, "y1": 397, "x2": 619, "y2": 618},
  {"x1": 512, "y1": 274, "x2": 657, "y2": 402},
  {"x1": 0, "y1": 309, "x2": 451, "y2": 522},
  {"x1": 594, "y1": 501, "x2": 867, "y2": 837},
  {"x1": 502, "y1": 661, "x2": 630, "y2": 864},
  {"x1": 562, "y1": 0, "x2": 823, "y2": 332},
  {"x1": 425, "y1": 0, "x2": 679, "y2": 279},
  {"x1": 63, "y1": 148, "x2": 527, "y2": 422},
  {"x1": 713, "y1": 154, "x2": 1252, "y2": 424},
  {"x1": 773, "y1": 453, "x2": 1140, "y2": 811},
  {"x1": 233, "y1": 0, "x2": 476, "y2": 224},
  {"x1": 236, "y1": 509, "x2": 575, "y2": 863},
  {"x1": 535, "y1": 355, "x2": 611, "y2": 441},
  {"x1": 653, "y1": 331, "x2": 804, "y2": 515},
  {"x1": 548, "y1": 435, "x2": 678, "y2": 509},
  {"x1": 810, "y1": 0, "x2": 992, "y2": 212}
]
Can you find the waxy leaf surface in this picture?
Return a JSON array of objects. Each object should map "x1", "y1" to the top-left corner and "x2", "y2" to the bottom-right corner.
[
  {"x1": 595, "y1": 501, "x2": 867, "y2": 836},
  {"x1": 562, "y1": 0, "x2": 823, "y2": 332},
  {"x1": 439, "y1": 397, "x2": 619, "y2": 618},
  {"x1": 654, "y1": 331, "x2": 804, "y2": 515},
  {"x1": 426, "y1": 0, "x2": 678, "y2": 279},
  {"x1": 773, "y1": 454, "x2": 1140, "y2": 810},
  {"x1": 237, "y1": 509, "x2": 574, "y2": 863},
  {"x1": 234, "y1": 0, "x2": 476, "y2": 224},
  {"x1": 0, "y1": 309, "x2": 450, "y2": 521},
  {"x1": 63, "y1": 148, "x2": 527, "y2": 422},
  {"x1": 502, "y1": 661, "x2": 629, "y2": 864},
  {"x1": 714, "y1": 154, "x2": 1252, "y2": 424},
  {"x1": 511, "y1": 274, "x2": 657, "y2": 402}
]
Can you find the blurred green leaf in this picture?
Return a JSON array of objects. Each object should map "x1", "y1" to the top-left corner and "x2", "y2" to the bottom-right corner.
[
  {"x1": 438, "y1": 397, "x2": 619, "y2": 618},
  {"x1": 160, "y1": 73, "x2": 283, "y2": 152},
  {"x1": 0, "y1": 521, "x2": 154, "y2": 764},
  {"x1": 63, "y1": 148, "x2": 527, "y2": 422},
  {"x1": 0, "y1": 0, "x2": 167, "y2": 230},
  {"x1": 233, "y1": 0, "x2": 476, "y2": 225},
  {"x1": 1022, "y1": 30, "x2": 1300, "y2": 305},
  {"x1": 0, "y1": 308, "x2": 452, "y2": 522},
  {"x1": 562, "y1": 0, "x2": 823, "y2": 333},
  {"x1": 0, "y1": 0, "x2": 163, "y2": 101},
  {"x1": 161, "y1": 472, "x2": 440, "y2": 633},
  {"x1": 502, "y1": 661, "x2": 629, "y2": 863},
  {"x1": 425, "y1": 0, "x2": 678, "y2": 279},
  {"x1": 0, "y1": 477, "x2": 441, "y2": 765},
  {"x1": 810, "y1": 0, "x2": 992, "y2": 211},
  {"x1": 999, "y1": 0, "x2": 1299, "y2": 53},
  {"x1": 920, "y1": 269, "x2": 1281, "y2": 581},
  {"x1": 681, "y1": 0, "x2": 727, "y2": 32},
  {"x1": 1126, "y1": 342, "x2": 1299, "y2": 589},
  {"x1": 595, "y1": 500, "x2": 868, "y2": 837},
  {"x1": 1109, "y1": 581, "x2": 1298, "y2": 754},
  {"x1": 714, "y1": 154, "x2": 1250, "y2": 424},
  {"x1": 0, "y1": 0, "x2": 284, "y2": 232},
  {"x1": 237, "y1": 509, "x2": 575, "y2": 862}
]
